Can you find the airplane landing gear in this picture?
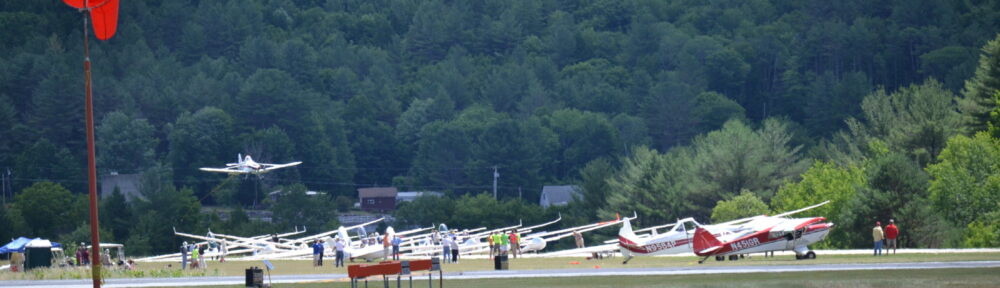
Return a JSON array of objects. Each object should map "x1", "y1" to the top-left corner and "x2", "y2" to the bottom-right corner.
[
  {"x1": 715, "y1": 256, "x2": 725, "y2": 261},
  {"x1": 622, "y1": 255, "x2": 633, "y2": 265},
  {"x1": 805, "y1": 251, "x2": 816, "y2": 259},
  {"x1": 698, "y1": 256, "x2": 713, "y2": 264}
]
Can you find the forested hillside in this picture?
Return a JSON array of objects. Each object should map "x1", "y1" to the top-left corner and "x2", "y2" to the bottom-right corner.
[{"x1": 1, "y1": 0, "x2": 999, "y2": 254}]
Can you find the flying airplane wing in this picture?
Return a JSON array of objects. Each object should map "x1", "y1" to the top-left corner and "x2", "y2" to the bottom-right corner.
[
  {"x1": 199, "y1": 167, "x2": 240, "y2": 173},
  {"x1": 261, "y1": 161, "x2": 302, "y2": 172}
]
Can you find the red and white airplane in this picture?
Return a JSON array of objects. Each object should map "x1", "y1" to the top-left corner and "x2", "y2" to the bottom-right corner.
[
  {"x1": 691, "y1": 215, "x2": 834, "y2": 263},
  {"x1": 616, "y1": 201, "x2": 832, "y2": 264},
  {"x1": 199, "y1": 154, "x2": 301, "y2": 176}
]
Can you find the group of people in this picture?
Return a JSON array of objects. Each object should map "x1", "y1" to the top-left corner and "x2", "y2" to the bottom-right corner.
[
  {"x1": 486, "y1": 229, "x2": 520, "y2": 260},
  {"x1": 312, "y1": 237, "x2": 347, "y2": 268},
  {"x1": 179, "y1": 241, "x2": 210, "y2": 269},
  {"x1": 71, "y1": 243, "x2": 134, "y2": 270},
  {"x1": 872, "y1": 219, "x2": 900, "y2": 256}
]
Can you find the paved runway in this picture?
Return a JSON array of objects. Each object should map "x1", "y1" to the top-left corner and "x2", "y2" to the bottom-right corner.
[{"x1": 5, "y1": 260, "x2": 1000, "y2": 288}]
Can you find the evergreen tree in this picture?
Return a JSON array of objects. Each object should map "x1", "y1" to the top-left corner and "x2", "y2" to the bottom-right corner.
[{"x1": 959, "y1": 34, "x2": 1000, "y2": 132}]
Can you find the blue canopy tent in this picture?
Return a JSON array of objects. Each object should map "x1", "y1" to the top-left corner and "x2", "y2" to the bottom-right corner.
[{"x1": 0, "y1": 237, "x2": 62, "y2": 253}]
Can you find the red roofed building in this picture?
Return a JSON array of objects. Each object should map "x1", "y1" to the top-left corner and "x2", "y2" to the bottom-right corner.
[{"x1": 358, "y1": 187, "x2": 398, "y2": 213}]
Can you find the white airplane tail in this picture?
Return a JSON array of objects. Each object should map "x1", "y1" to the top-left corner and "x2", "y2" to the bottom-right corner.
[
  {"x1": 338, "y1": 226, "x2": 352, "y2": 247},
  {"x1": 238, "y1": 153, "x2": 243, "y2": 164},
  {"x1": 618, "y1": 217, "x2": 640, "y2": 243}
]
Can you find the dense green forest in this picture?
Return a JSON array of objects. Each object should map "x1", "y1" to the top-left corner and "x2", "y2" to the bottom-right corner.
[{"x1": 1, "y1": 0, "x2": 1000, "y2": 255}]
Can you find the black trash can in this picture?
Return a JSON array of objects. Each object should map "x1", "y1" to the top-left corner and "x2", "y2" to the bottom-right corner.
[
  {"x1": 245, "y1": 267, "x2": 263, "y2": 287},
  {"x1": 494, "y1": 255, "x2": 508, "y2": 270}
]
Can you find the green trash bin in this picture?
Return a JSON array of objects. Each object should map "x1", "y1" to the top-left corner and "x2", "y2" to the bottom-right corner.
[{"x1": 25, "y1": 246, "x2": 52, "y2": 270}]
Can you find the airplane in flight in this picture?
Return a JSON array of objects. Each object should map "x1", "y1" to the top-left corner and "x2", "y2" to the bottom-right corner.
[
  {"x1": 616, "y1": 201, "x2": 831, "y2": 264},
  {"x1": 199, "y1": 154, "x2": 301, "y2": 176}
]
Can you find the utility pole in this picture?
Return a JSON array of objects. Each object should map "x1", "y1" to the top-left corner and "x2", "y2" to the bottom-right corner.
[
  {"x1": 1, "y1": 168, "x2": 7, "y2": 205},
  {"x1": 492, "y1": 165, "x2": 499, "y2": 200}
]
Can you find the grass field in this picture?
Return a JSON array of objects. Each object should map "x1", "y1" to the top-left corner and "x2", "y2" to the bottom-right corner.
[
  {"x1": 150, "y1": 267, "x2": 1000, "y2": 288},
  {"x1": 3, "y1": 252, "x2": 1000, "y2": 281}
]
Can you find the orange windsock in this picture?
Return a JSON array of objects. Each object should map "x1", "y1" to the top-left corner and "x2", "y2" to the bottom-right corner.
[{"x1": 63, "y1": 0, "x2": 119, "y2": 40}]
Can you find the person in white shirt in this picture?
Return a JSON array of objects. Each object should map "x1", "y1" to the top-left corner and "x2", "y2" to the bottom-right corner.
[
  {"x1": 334, "y1": 238, "x2": 346, "y2": 267},
  {"x1": 450, "y1": 236, "x2": 460, "y2": 263}
]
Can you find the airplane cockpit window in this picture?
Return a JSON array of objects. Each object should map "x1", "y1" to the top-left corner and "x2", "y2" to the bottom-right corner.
[
  {"x1": 438, "y1": 224, "x2": 449, "y2": 233},
  {"x1": 682, "y1": 221, "x2": 698, "y2": 232}
]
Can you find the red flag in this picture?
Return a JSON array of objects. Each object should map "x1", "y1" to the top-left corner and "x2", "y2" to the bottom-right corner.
[{"x1": 63, "y1": 0, "x2": 119, "y2": 40}]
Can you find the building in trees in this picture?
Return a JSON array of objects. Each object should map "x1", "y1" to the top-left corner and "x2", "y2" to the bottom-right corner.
[
  {"x1": 99, "y1": 173, "x2": 142, "y2": 201},
  {"x1": 539, "y1": 185, "x2": 581, "y2": 208},
  {"x1": 358, "y1": 187, "x2": 398, "y2": 213}
]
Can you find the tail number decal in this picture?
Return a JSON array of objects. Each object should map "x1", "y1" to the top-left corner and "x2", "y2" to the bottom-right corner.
[
  {"x1": 730, "y1": 237, "x2": 760, "y2": 251},
  {"x1": 646, "y1": 240, "x2": 677, "y2": 252}
]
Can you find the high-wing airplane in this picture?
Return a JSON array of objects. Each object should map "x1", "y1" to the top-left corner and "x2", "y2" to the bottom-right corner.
[
  {"x1": 616, "y1": 201, "x2": 831, "y2": 264},
  {"x1": 691, "y1": 215, "x2": 833, "y2": 263},
  {"x1": 617, "y1": 217, "x2": 710, "y2": 264},
  {"x1": 199, "y1": 154, "x2": 301, "y2": 176}
]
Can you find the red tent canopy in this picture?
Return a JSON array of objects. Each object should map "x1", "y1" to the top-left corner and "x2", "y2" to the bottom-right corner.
[{"x1": 63, "y1": 0, "x2": 119, "y2": 40}]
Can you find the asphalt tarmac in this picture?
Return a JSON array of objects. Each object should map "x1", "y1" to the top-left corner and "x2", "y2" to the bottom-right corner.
[{"x1": 5, "y1": 260, "x2": 1000, "y2": 288}]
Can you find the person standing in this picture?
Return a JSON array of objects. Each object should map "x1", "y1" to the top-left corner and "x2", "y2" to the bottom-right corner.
[
  {"x1": 198, "y1": 244, "x2": 207, "y2": 269},
  {"x1": 76, "y1": 243, "x2": 86, "y2": 267},
  {"x1": 450, "y1": 236, "x2": 460, "y2": 263},
  {"x1": 391, "y1": 235, "x2": 402, "y2": 261},
  {"x1": 81, "y1": 245, "x2": 90, "y2": 266},
  {"x1": 220, "y1": 240, "x2": 228, "y2": 263},
  {"x1": 335, "y1": 238, "x2": 346, "y2": 268},
  {"x1": 319, "y1": 240, "x2": 325, "y2": 266},
  {"x1": 179, "y1": 242, "x2": 188, "y2": 269},
  {"x1": 382, "y1": 233, "x2": 392, "y2": 261},
  {"x1": 498, "y1": 231, "x2": 509, "y2": 256},
  {"x1": 190, "y1": 244, "x2": 200, "y2": 268},
  {"x1": 885, "y1": 219, "x2": 899, "y2": 255},
  {"x1": 872, "y1": 221, "x2": 884, "y2": 256},
  {"x1": 509, "y1": 229, "x2": 520, "y2": 259},
  {"x1": 312, "y1": 240, "x2": 322, "y2": 267},
  {"x1": 487, "y1": 231, "x2": 495, "y2": 259},
  {"x1": 573, "y1": 231, "x2": 585, "y2": 249},
  {"x1": 441, "y1": 236, "x2": 452, "y2": 263}
]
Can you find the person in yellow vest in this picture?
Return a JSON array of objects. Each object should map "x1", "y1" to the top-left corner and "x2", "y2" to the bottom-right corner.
[
  {"x1": 497, "y1": 231, "x2": 509, "y2": 256},
  {"x1": 491, "y1": 232, "x2": 504, "y2": 256},
  {"x1": 487, "y1": 231, "x2": 495, "y2": 259}
]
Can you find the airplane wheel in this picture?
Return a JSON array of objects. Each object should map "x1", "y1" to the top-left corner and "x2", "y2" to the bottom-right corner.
[
  {"x1": 806, "y1": 251, "x2": 816, "y2": 259},
  {"x1": 795, "y1": 254, "x2": 803, "y2": 260},
  {"x1": 728, "y1": 255, "x2": 739, "y2": 261},
  {"x1": 715, "y1": 256, "x2": 725, "y2": 261}
]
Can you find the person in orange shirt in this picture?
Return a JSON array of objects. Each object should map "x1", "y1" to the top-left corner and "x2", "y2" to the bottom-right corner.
[
  {"x1": 885, "y1": 219, "x2": 899, "y2": 255},
  {"x1": 509, "y1": 229, "x2": 520, "y2": 259}
]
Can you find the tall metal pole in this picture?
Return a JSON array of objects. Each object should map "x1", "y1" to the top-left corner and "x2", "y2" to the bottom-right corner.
[
  {"x1": 82, "y1": 5, "x2": 103, "y2": 287},
  {"x1": 492, "y1": 165, "x2": 498, "y2": 200}
]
